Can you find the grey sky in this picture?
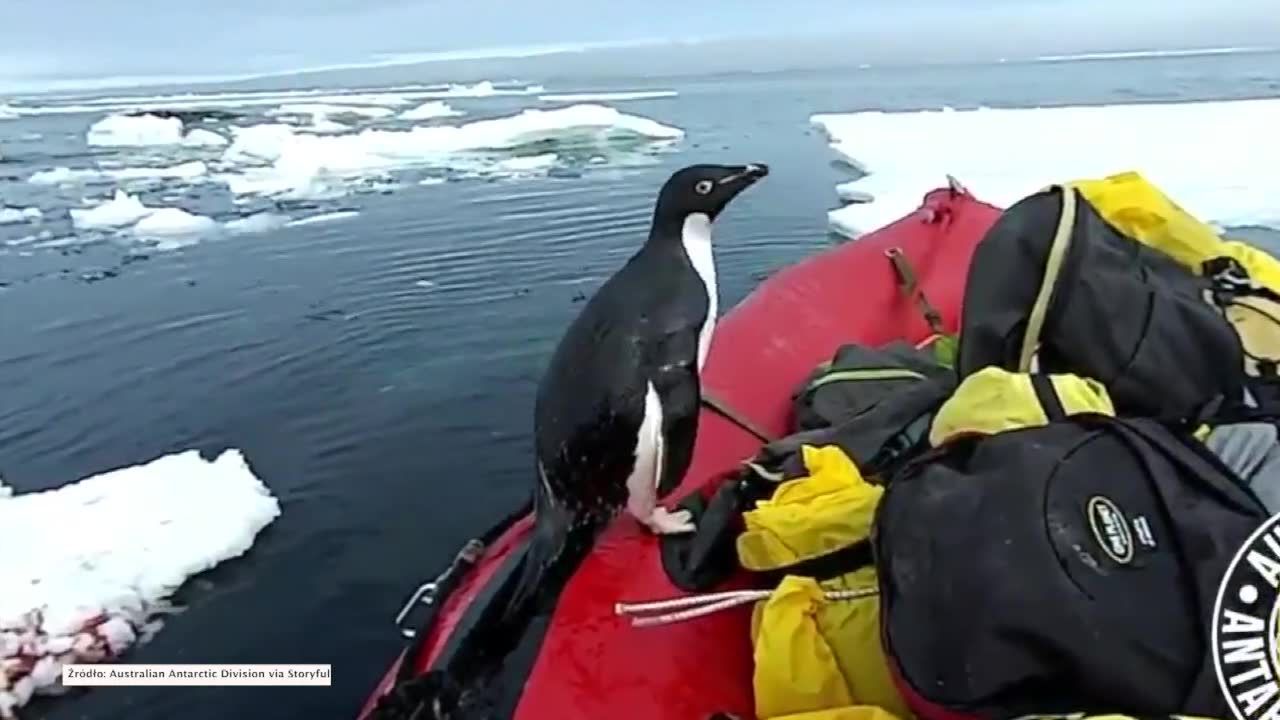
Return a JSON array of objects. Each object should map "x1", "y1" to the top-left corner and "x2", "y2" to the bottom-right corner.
[{"x1": 2, "y1": 0, "x2": 1278, "y2": 92}]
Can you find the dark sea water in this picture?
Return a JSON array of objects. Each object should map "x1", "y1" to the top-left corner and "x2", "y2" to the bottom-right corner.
[{"x1": 2, "y1": 51, "x2": 1280, "y2": 719}]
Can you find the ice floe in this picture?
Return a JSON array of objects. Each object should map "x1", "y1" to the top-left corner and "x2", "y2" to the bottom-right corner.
[
  {"x1": 69, "y1": 190, "x2": 153, "y2": 230},
  {"x1": 811, "y1": 98, "x2": 1280, "y2": 237},
  {"x1": 286, "y1": 211, "x2": 360, "y2": 227},
  {"x1": 86, "y1": 113, "x2": 233, "y2": 147},
  {"x1": 132, "y1": 207, "x2": 219, "y2": 238},
  {"x1": 0, "y1": 449, "x2": 279, "y2": 716},
  {"x1": 215, "y1": 103, "x2": 682, "y2": 199},
  {"x1": 29, "y1": 161, "x2": 208, "y2": 186},
  {"x1": 224, "y1": 212, "x2": 291, "y2": 235},
  {"x1": 399, "y1": 101, "x2": 464, "y2": 121},
  {"x1": 106, "y1": 160, "x2": 209, "y2": 182},
  {"x1": 28, "y1": 167, "x2": 101, "y2": 186},
  {"x1": 539, "y1": 90, "x2": 678, "y2": 102},
  {"x1": 268, "y1": 103, "x2": 395, "y2": 120},
  {"x1": 86, "y1": 113, "x2": 185, "y2": 147},
  {"x1": 0, "y1": 207, "x2": 42, "y2": 225},
  {"x1": 182, "y1": 129, "x2": 228, "y2": 147}
]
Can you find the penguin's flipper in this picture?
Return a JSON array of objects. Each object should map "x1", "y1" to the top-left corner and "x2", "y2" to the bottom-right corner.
[{"x1": 646, "y1": 326, "x2": 703, "y2": 500}]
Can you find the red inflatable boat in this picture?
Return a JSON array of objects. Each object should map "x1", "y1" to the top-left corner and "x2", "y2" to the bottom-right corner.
[{"x1": 359, "y1": 185, "x2": 1003, "y2": 720}]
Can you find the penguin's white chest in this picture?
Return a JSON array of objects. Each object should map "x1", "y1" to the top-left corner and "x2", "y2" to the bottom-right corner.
[{"x1": 681, "y1": 213, "x2": 718, "y2": 370}]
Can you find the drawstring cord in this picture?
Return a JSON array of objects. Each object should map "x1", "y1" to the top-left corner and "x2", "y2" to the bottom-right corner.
[{"x1": 615, "y1": 587, "x2": 878, "y2": 627}]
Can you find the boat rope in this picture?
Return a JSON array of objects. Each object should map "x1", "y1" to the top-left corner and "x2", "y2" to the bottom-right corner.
[
  {"x1": 615, "y1": 587, "x2": 878, "y2": 627},
  {"x1": 701, "y1": 388, "x2": 777, "y2": 444},
  {"x1": 886, "y1": 247, "x2": 947, "y2": 337}
]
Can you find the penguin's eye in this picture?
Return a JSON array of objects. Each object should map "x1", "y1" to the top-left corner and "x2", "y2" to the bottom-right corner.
[{"x1": 694, "y1": 179, "x2": 714, "y2": 195}]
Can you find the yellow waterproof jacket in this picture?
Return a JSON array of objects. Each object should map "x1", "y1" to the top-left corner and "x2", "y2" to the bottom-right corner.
[
  {"x1": 737, "y1": 445, "x2": 909, "y2": 720},
  {"x1": 929, "y1": 366, "x2": 1114, "y2": 446}
]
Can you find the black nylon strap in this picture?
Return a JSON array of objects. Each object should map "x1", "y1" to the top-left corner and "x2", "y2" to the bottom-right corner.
[
  {"x1": 1030, "y1": 374, "x2": 1067, "y2": 422},
  {"x1": 755, "y1": 539, "x2": 875, "y2": 586}
]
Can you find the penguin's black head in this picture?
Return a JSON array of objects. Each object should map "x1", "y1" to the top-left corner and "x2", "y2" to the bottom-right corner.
[{"x1": 652, "y1": 163, "x2": 769, "y2": 227}]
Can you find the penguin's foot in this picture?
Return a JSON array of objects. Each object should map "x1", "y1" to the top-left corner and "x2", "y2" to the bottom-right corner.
[{"x1": 643, "y1": 506, "x2": 696, "y2": 535}]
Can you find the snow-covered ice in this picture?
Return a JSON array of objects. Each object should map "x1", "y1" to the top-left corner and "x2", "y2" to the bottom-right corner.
[
  {"x1": 69, "y1": 191, "x2": 153, "y2": 230},
  {"x1": 0, "y1": 207, "x2": 43, "y2": 225},
  {"x1": 286, "y1": 211, "x2": 360, "y2": 227},
  {"x1": 106, "y1": 160, "x2": 209, "y2": 182},
  {"x1": 182, "y1": 129, "x2": 228, "y2": 147},
  {"x1": 224, "y1": 212, "x2": 291, "y2": 235},
  {"x1": 132, "y1": 207, "x2": 219, "y2": 239},
  {"x1": 86, "y1": 113, "x2": 233, "y2": 147},
  {"x1": 810, "y1": 98, "x2": 1280, "y2": 237},
  {"x1": 399, "y1": 101, "x2": 464, "y2": 121},
  {"x1": 28, "y1": 167, "x2": 102, "y2": 186},
  {"x1": 215, "y1": 103, "x2": 682, "y2": 198},
  {"x1": 86, "y1": 113, "x2": 185, "y2": 147},
  {"x1": 539, "y1": 90, "x2": 678, "y2": 102},
  {"x1": 268, "y1": 103, "x2": 395, "y2": 120},
  {"x1": 0, "y1": 449, "x2": 279, "y2": 716}
]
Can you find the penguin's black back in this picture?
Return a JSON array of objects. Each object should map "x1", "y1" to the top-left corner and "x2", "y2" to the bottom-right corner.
[{"x1": 534, "y1": 239, "x2": 709, "y2": 517}]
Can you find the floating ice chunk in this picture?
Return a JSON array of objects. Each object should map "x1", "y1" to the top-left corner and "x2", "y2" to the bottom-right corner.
[
  {"x1": 69, "y1": 190, "x2": 153, "y2": 230},
  {"x1": 217, "y1": 103, "x2": 682, "y2": 198},
  {"x1": 811, "y1": 98, "x2": 1280, "y2": 237},
  {"x1": 286, "y1": 211, "x2": 359, "y2": 227},
  {"x1": 436, "y1": 80, "x2": 544, "y2": 98},
  {"x1": 0, "y1": 207, "x2": 43, "y2": 225},
  {"x1": 86, "y1": 113, "x2": 185, "y2": 146},
  {"x1": 493, "y1": 153, "x2": 558, "y2": 175},
  {"x1": 182, "y1": 129, "x2": 228, "y2": 147},
  {"x1": 0, "y1": 104, "x2": 18, "y2": 120},
  {"x1": 399, "y1": 101, "x2": 464, "y2": 121},
  {"x1": 224, "y1": 212, "x2": 290, "y2": 235},
  {"x1": 539, "y1": 90, "x2": 678, "y2": 102},
  {"x1": 223, "y1": 124, "x2": 299, "y2": 164},
  {"x1": 132, "y1": 207, "x2": 219, "y2": 239},
  {"x1": 269, "y1": 103, "x2": 395, "y2": 120},
  {"x1": 0, "y1": 449, "x2": 279, "y2": 714},
  {"x1": 29, "y1": 167, "x2": 102, "y2": 185},
  {"x1": 106, "y1": 160, "x2": 209, "y2": 181}
]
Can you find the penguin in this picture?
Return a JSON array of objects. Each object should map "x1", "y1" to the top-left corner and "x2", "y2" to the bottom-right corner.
[
  {"x1": 424, "y1": 164, "x2": 768, "y2": 717},
  {"x1": 532, "y1": 162, "x2": 769, "y2": 541}
]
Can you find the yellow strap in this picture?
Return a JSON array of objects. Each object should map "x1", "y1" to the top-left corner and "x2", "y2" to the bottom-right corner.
[{"x1": 1019, "y1": 187, "x2": 1078, "y2": 372}]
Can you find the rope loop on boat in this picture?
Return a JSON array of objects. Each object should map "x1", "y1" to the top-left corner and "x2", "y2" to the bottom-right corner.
[{"x1": 615, "y1": 587, "x2": 878, "y2": 627}]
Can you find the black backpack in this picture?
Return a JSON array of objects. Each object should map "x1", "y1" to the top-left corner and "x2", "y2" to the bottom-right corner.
[
  {"x1": 956, "y1": 185, "x2": 1247, "y2": 423},
  {"x1": 874, "y1": 414, "x2": 1268, "y2": 720}
]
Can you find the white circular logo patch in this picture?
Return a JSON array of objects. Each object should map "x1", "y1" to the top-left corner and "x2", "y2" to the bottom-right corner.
[{"x1": 1213, "y1": 513, "x2": 1280, "y2": 720}]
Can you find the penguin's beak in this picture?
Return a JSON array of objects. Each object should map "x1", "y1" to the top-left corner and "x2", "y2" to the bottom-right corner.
[{"x1": 718, "y1": 163, "x2": 769, "y2": 189}]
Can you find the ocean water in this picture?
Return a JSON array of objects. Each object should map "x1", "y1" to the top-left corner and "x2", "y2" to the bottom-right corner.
[{"x1": 2, "y1": 51, "x2": 1279, "y2": 719}]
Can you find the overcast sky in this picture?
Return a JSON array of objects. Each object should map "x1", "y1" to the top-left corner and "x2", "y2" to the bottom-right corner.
[{"x1": 2, "y1": 0, "x2": 1278, "y2": 92}]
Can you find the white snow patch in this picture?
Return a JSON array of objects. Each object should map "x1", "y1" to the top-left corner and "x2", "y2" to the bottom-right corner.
[
  {"x1": 286, "y1": 211, "x2": 360, "y2": 227},
  {"x1": 29, "y1": 167, "x2": 102, "y2": 186},
  {"x1": 86, "y1": 113, "x2": 230, "y2": 147},
  {"x1": 492, "y1": 153, "x2": 558, "y2": 175},
  {"x1": 399, "y1": 101, "x2": 464, "y2": 121},
  {"x1": 224, "y1": 212, "x2": 290, "y2": 235},
  {"x1": 810, "y1": 98, "x2": 1280, "y2": 237},
  {"x1": 539, "y1": 90, "x2": 678, "y2": 102},
  {"x1": 216, "y1": 103, "x2": 682, "y2": 198},
  {"x1": 182, "y1": 129, "x2": 228, "y2": 147},
  {"x1": 268, "y1": 103, "x2": 395, "y2": 120},
  {"x1": 69, "y1": 190, "x2": 153, "y2": 230},
  {"x1": 87, "y1": 113, "x2": 185, "y2": 147},
  {"x1": 434, "y1": 81, "x2": 544, "y2": 98},
  {"x1": 0, "y1": 207, "x2": 43, "y2": 225},
  {"x1": 106, "y1": 160, "x2": 209, "y2": 182},
  {"x1": 132, "y1": 207, "x2": 219, "y2": 239},
  {"x1": 0, "y1": 450, "x2": 279, "y2": 715}
]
